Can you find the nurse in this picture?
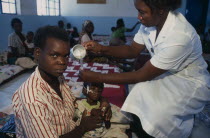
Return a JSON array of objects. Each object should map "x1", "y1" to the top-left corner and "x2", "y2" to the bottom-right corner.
[{"x1": 80, "y1": 0, "x2": 210, "y2": 137}]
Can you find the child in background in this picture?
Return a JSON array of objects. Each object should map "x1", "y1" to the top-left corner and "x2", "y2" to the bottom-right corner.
[
  {"x1": 70, "y1": 27, "x2": 80, "y2": 47},
  {"x1": 110, "y1": 18, "x2": 140, "y2": 43},
  {"x1": 25, "y1": 31, "x2": 34, "y2": 54},
  {"x1": 66, "y1": 23, "x2": 74, "y2": 36},
  {"x1": 109, "y1": 26, "x2": 125, "y2": 46},
  {"x1": 58, "y1": 20, "x2": 65, "y2": 29},
  {"x1": 71, "y1": 27, "x2": 79, "y2": 38}
]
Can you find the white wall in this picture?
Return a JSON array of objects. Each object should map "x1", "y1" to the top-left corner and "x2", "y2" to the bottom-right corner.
[
  {"x1": 61, "y1": 0, "x2": 138, "y2": 17},
  {"x1": 17, "y1": 0, "x2": 188, "y2": 17},
  {"x1": 61, "y1": 0, "x2": 188, "y2": 17}
]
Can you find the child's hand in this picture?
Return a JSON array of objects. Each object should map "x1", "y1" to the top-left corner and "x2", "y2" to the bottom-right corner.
[
  {"x1": 91, "y1": 108, "x2": 102, "y2": 117},
  {"x1": 80, "y1": 110, "x2": 103, "y2": 132},
  {"x1": 100, "y1": 100, "x2": 112, "y2": 121}
]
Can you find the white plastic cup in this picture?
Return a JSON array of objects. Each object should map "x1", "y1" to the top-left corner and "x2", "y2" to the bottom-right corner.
[
  {"x1": 71, "y1": 44, "x2": 86, "y2": 60},
  {"x1": 70, "y1": 44, "x2": 86, "y2": 70}
]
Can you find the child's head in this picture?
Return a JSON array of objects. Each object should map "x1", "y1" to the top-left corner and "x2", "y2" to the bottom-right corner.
[
  {"x1": 67, "y1": 23, "x2": 71, "y2": 29},
  {"x1": 73, "y1": 27, "x2": 78, "y2": 32},
  {"x1": 34, "y1": 26, "x2": 70, "y2": 78},
  {"x1": 58, "y1": 20, "x2": 64, "y2": 29},
  {"x1": 83, "y1": 82, "x2": 104, "y2": 101},
  {"x1": 26, "y1": 31, "x2": 34, "y2": 42},
  {"x1": 11, "y1": 18, "x2": 23, "y2": 32},
  {"x1": 82, "y1": 20, "x2": 94, "y2": 34},
  {"x1": 111, "y1": 27, "x2": 116, "y2": 32},
  {"x1": 116, "y1": 18, "x2": 125, "y2": 28}
]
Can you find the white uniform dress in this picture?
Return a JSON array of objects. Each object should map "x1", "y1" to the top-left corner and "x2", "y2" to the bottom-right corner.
[{"x1": 121, "y1": 11, "x2": 210, "y2": 138}]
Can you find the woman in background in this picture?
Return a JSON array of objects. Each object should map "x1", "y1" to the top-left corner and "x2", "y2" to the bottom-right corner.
[{"x1": 79, "y1": 20, "x2": 94, "y2": 44}]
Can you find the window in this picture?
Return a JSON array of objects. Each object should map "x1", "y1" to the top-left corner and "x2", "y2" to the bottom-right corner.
[
  {"x1": 0, "y1": 0, "x2": 17, "y2": 14},
  {"x1": 37, "y1": 0, "x2": 60, "y2": 16}
]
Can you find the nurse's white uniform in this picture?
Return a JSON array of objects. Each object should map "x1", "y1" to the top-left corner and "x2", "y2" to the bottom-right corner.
[{"x1": 121, "y1": 11, "x2": 210, "y2": 138}]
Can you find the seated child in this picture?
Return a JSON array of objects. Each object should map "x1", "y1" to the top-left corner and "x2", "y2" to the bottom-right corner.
[
  {"x1": 74, "y1": 82, "x2": 129, "y2": 138},
  {"x1": 24, "y1": 31, "x2": 34, "y2": 54},
  {"x1": 74, "y1": 82, "x2": 111, "y2": 137}
]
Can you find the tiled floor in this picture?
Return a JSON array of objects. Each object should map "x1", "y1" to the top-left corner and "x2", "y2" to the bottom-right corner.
[{"x1": 0, "y1": 71, "x2": 209, "y2": 137}]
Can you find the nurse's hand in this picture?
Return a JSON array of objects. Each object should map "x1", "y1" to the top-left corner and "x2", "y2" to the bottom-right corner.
[
  {"x1": 82, "y1": 41, "x2": 103, "y2": 54},
  {"x1": 79, "y1": 70, "x2": 101, "y2": 83}
]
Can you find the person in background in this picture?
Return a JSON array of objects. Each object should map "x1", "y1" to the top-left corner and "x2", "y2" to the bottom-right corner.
[
  {"x1": 80, "y1": 0, "x2": 210, "y2": 137},
  {"x1": 79, "y1": 20, "x2": 94, "y2": 44},
  {"x1": 111, "y1": 18, "x2": 140, "y2": 43},
  {"x1": 66, "y1": 23, "x2": 74, "y2": 36},
  {"x1": 70, "y1": 27, "x2": 80, "y2": 47},
  {"x1": 58, "y1": 20, "x2": 65, "y2": 30},
  {"x1": 71, "y1": 27, "x2": 80, "y2": 38},
  {"x1": 25, "y1": 31, "x2": 34, "y2": 55},
  {"x1": 12, "y1": 26, "x2": 111, "y2": 138},
  {"x1": 109, "y1": 27, "x2": 125, "y2": 46},
  {"x1": 8, "y1": 18, "x2": 28, "y2": 57},
  {"x1": 79, "y1": 20, "x2": 107, "y2": 63}
]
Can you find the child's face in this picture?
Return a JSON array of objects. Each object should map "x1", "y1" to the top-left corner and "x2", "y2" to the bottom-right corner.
[
  {"x1": 27, "y1": 34, "x2": 34, "y2": 41},
  {"x1": 86, "y1": 23, "x2": 94, "y2": 34},
  {"x1": 87, "y1": 85, "x2": 103, "y2": 101},
  {"x1": 35, "y1": 37, "x2": 70, "y2": 78},
  {"x1": 13, "y1": 23, "x2": 22, "y2": 32}
]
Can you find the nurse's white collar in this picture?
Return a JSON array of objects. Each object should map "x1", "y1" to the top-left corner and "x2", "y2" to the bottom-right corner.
[{"x1": 144, "y1": 11, "x2": 176, "y2": 38}]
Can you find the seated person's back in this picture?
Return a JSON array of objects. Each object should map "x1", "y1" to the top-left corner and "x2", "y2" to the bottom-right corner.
[{"x1": 25, "y1": 31, "x2": 34, "y2": 54}]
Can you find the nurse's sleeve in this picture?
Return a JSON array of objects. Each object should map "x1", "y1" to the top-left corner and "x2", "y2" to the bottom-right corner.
[
  {"x1": 150, "y1": 36, "x2": 193, "y2": 70},
  {"x1": 133, "y1": 25, "x2": 145, "y2": 45}
]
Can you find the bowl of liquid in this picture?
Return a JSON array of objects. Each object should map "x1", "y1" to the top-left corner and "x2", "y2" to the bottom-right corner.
[{"x1": 70, "y1": 44, "x2": 86, "y2": 60}]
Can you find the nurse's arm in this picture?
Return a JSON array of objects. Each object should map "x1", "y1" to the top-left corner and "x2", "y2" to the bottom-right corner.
[
  {"x1": 102, "y1": 41, "x2": 145, "y2": 59},
  {"x1": 85, "y1": 41, "x2": 145, "y2": 59},
  {"x1": 79, "y1": 60, "x2": 166, "y2": 84}
]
